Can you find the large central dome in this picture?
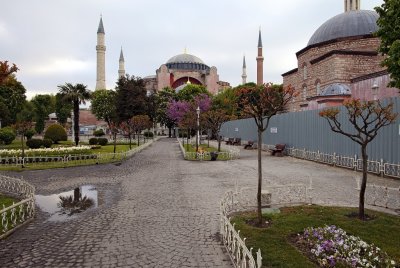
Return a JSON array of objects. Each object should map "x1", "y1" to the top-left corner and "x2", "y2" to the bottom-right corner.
[
  {"x1": 307, "y1": 10, "x2": 378, "y2": 46},
  {"x1": 167, "y1": 53, "x2": 205, "y2": 64},
  {"x1": 166, "y1": 53, "x2": 209, "y2": 71}
]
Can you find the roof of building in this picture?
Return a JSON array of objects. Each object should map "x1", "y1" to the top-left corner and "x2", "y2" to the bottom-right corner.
[
  {"x1": 307, "y1": 10, "x2": 378, "y2": 46},
  {"x1": 97, "y1": 17, "x2": 105, "y2": 34},
  {"x1": 79, "y1": 110, "x2": 107, "y2": 126},
  {"x1": 320, "y1": 83, "x2": 351, "y2": 96},
  {"x1": 166, "y1": 53, "x2": 205, "y2": 64}
]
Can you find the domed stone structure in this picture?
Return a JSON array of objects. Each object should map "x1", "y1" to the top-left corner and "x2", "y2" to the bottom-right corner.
[
  {"x1": 308, "y1": 10, "x2": 379, "y2": 46},
  {"x1": 143, "y1": 51, "x2": 225, "y2": 94},
  {"x1": 281, "y1": 0, "x2": 398, "y2": 112}
]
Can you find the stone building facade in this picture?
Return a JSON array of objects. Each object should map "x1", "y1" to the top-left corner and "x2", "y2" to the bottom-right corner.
[
  {"x1": 282, "y1": 1, "x2": 398, "y2": 111},
  {"x1": 144, "y1": 53, "x2": 228, "y2": 95}
]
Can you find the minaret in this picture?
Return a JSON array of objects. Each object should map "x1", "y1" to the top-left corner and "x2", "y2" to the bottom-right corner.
[
  {"x1": 256, "y1": 28, "x2": 264, "y2": 86},
  {"x1": 118, "y1": 47, "x2": 125, "y2": 78},
  {"x1": 96, "y1": 16, "x2": 106, "y2": 90},
  {"x1": 344, "y1": 0, "x2": 360, "y2": 12},
  {"x1": 241, "y1": 55, "x2": 247, "y2": 85}
]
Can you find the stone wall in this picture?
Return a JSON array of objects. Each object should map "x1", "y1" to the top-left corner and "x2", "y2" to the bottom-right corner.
[{"x1": 283, "y1": 36, "x2": 386, "y2": 111}]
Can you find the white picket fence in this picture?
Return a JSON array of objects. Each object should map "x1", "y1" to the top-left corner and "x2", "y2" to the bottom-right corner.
[
  {"x1": 0, "y1": 175, "x2": 35, "y2": 239},
  {"x1": 0, "y1": 138, "x2": 158, "y2": 168},
  {"x1": 220, "y1": 183, "x2": 310, "y2": 268},
  {"x1": 177, "y1": 138, "x2": 240, "y2": 161},
  {"x1": 275, "y1": 146, "x2": 400, "y2": 179}
]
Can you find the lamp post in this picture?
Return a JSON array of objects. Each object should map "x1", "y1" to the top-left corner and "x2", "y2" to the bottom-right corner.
[
  {"x1": 372, "y1": 81, "x2": 379, "y2": 100},
  {"x1": 196, "y1": 106, "x2": 200, "y2": 153}
]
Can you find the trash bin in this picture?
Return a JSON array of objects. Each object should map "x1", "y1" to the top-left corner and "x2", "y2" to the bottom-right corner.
[{"x1": 210, "y1": 152, "x2": 219, "y2": 161}]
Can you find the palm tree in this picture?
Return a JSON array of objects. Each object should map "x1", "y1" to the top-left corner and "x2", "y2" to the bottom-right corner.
[{"x1": 58, "y1": 83, "x2": 91, "y2": 146}]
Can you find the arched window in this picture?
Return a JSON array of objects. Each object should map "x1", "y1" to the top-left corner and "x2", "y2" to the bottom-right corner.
[
  {"x1": 303, "y1": 64, "x2": 307, "y2": 80},
  {"x1": 303, "y1": 85, "x2": 307, "y2": 100},
  {"x1": 315, "y1": 79, "x2": 321, "y2": 95}
]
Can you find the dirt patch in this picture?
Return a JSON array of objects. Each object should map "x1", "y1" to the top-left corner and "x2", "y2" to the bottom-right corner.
[
  {"x1": 245, "y1": 217, "x2": 272, "y2": 228},
  {"x1": 345, "y1": 211, "x2": 377, "y2": 221}
]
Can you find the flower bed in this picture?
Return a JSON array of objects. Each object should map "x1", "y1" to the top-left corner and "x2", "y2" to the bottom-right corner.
[
  {"x1": 0, "y1": 146, "x2": 92, "y2": 157},
  {"x1": 297, "y1": 225, "x2": 397, "y2": 267}
]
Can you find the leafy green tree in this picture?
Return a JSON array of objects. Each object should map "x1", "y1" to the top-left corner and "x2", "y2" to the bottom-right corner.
[
  {"x1": 237, "y1": 83, "x2": 296, "y2": 226},
  {"x1": 115, "y1": 75, "x2": 147, "y2": 122},
  {"x1": 320, "y1": 99, "x2": 398, "y2": 220},
  {"x1": 58, "y1": 83, "x2": 91, "y2": 146},
  {"x1": 91, "y1": 89, "x2": 117, "y2": 126},
  {"x1": 375, "y1": 0, "x2": 400, "y2": 89},
  {"x1": 0, "y1": 76, "x2": 26, "y2": 125},
  {"x1": 55, "y1": 93, "x2": 73, "y2": 126},
  {"x1": 31, "y1": 94, "x2": 55, "y2": 134},
  {"x1": 201, "y1": 110, "x2": 234, "y2": 151},
  {"x1": 176, "y1": 84, "x2": 209, "y2": 101},
  {"x1": 0, "y1": 127, "x2": 16, "y2": 145}
]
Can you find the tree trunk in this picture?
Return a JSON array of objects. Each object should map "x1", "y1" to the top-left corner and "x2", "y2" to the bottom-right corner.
[
  {"x1": 137, "y1": 132, "x2": 140, "y2": 146},
  {"x1": 359, "y1": 145, "x2": 368, "y2": 220},
  {"x1": 187, "y1": 128, "x2": 190, "y2": 150},
  {"x1": 113, "y1": 132, "x2": 117, "y2": 154},
  {"x1": 21, "y1": 134, "x2": 25, "y2": 168},
  {"x1": 257, "y1": 128, "x2": 263, "y2": 225},
  {"x1": 217, "y1": 134, "x2": 221, "y2": 152},
  {"x1": 73, "y1": 101, "x2": 80, "y2": 146},
  {"x1": 129, "y1": 133, "x2": 132, "y2": 149},
  {"x1": 73, "y1": 187, "x2": 80, "y2": 203}
]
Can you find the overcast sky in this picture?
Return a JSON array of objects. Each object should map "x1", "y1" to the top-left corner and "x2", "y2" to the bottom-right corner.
[{"x1": 1, "y1": 0, "x2": 383, "y2": 100}]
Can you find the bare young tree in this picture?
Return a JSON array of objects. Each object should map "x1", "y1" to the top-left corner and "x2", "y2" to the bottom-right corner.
[
  {"x1": 237, "y1": 83, "x2": 296, "y2": 226},
  {"x1": 320, "y1": 99, "x2": 398, "y2": 220}
]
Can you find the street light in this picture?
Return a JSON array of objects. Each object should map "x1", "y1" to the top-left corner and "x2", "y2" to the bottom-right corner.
[
  {"x1": 372, "y1": 81, "x2": 379, "y2": 100},
  {"x1": 196, "y1": 106, "x2": 200, "y2": 153}
]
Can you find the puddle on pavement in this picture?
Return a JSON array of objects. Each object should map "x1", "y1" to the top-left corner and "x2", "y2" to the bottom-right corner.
[{"x1": 35, "y1": 185, "x2": 98, "y2": 222}]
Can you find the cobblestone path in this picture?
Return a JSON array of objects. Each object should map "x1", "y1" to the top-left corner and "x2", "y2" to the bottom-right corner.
[{"x1": 1, "y1": 138, "x2": 399, "y2": 267}]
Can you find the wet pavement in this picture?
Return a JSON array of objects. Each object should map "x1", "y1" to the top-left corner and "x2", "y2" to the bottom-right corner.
[{"x1": 0, "y1": 138, "x2": 399, "y2": 267}]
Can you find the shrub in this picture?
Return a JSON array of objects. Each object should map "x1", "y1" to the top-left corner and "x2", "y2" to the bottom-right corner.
[
  {"x1": 25, "y1": 129, "x2": 36, "y2": 140},
  {"x1": 178, "y1": 132, "x2": 188, "y2": 138},
  {"x1": 26, "y1": 138, "x2": 43, "y2": 149},
  {"x1": 89, "y1": 138, "x2": 98, "y2": 145},
  {"x1": 97, "y1": 138, "x2": 108, "y2": 146},
  {"x1": 42, "y1": 138, "x2": 53, "y2": 148},
  {"x1": 93, "y1": 129, "x2": 105, "y2": 137},
  {"x1": 0, "y1": 127, "x2": 16, "y2": 145},
  {"x1": 144, "y1": 131, "x2": 153, "y2": 138},
  {"x1": 44, "y1": 124, "x2": 67, "y2": 144}
]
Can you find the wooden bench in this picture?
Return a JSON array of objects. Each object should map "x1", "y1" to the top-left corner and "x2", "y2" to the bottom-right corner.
[
  {"x1": 225, "y1": 138, "x2": 234, "y2": 145},
  {"x1": 269, "y1": 144, "x2": 286, "y2": 157},
  {"x1": 232, "y1": 138, "x2": 241, "y2": 146},
  {"x1": 244, "y1": 140, "x2": 254, "y2": 150}
]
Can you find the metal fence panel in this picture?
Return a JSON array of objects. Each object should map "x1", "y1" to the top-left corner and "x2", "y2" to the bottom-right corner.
[{"x1": 220, "y1": 97, "x2": 400, "y2": 164}]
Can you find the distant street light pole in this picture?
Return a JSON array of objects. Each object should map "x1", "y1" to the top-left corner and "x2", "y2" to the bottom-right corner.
[{"x1": 196, "y1": 106, "x2": 200, "y2": 153}]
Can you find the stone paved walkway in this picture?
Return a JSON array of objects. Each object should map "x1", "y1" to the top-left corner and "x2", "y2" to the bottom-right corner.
[{"x1": 1, "y1": 138, "x2": 399, "y2": 267}]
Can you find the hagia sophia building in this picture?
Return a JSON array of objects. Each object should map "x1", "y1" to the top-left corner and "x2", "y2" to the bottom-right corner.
[
  {"x1": 94, "y1": 0, "x2": 398, "y2": 112},
  {"x1": 95, "y1": 17, "x2": 231, "y2": 95}
]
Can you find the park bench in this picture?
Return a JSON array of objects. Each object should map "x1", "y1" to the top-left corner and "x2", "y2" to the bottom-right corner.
[
  {"x1": 225, "y1": 138, "x2": 234, "y2": 145},
  {"x1": 269, "y1": 144, "x2": 286, "y2": 157},
  {"x1": 232, "y1": 138, "x2": 241, "y2": 146},
  {"x1": 244, "y1": 140, "x2": 255, "y2": 150}
]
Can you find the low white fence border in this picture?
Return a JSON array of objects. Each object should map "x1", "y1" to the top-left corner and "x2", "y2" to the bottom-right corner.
[
  {"x1": 0, "y1": 138, "x2": 159, "y2": 168},
  {"x1": 0, "y1": 175, "x2": 35, "y2": 239},
  {"x1": 262, "y1": 145, "x2": 400, "y2": 179},
  {"x1": 220, "y1": 183, "x2": 311, "y2": 268},
  {"x1": 177, "y1": 138, "x2": 240, "y2": 161}
]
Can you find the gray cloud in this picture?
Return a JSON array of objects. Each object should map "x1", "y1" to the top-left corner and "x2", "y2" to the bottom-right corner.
[{"x1": 1, "y1": 0, "x2": 383, "y2": 99}]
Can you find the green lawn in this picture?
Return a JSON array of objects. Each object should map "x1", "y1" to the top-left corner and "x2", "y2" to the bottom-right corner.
[
  {"x1": 0, "y1": 144, "x2": 135, "y2": 171},
  {"x1": 182, "y1": 143, "x2": 230, "y2": 161},
  {"x1": 0, "y1": 194, "x2": 18, "y2": 208},
  {"x1": 231, "y1": 206, "x2": 400, "y2": 267}
]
